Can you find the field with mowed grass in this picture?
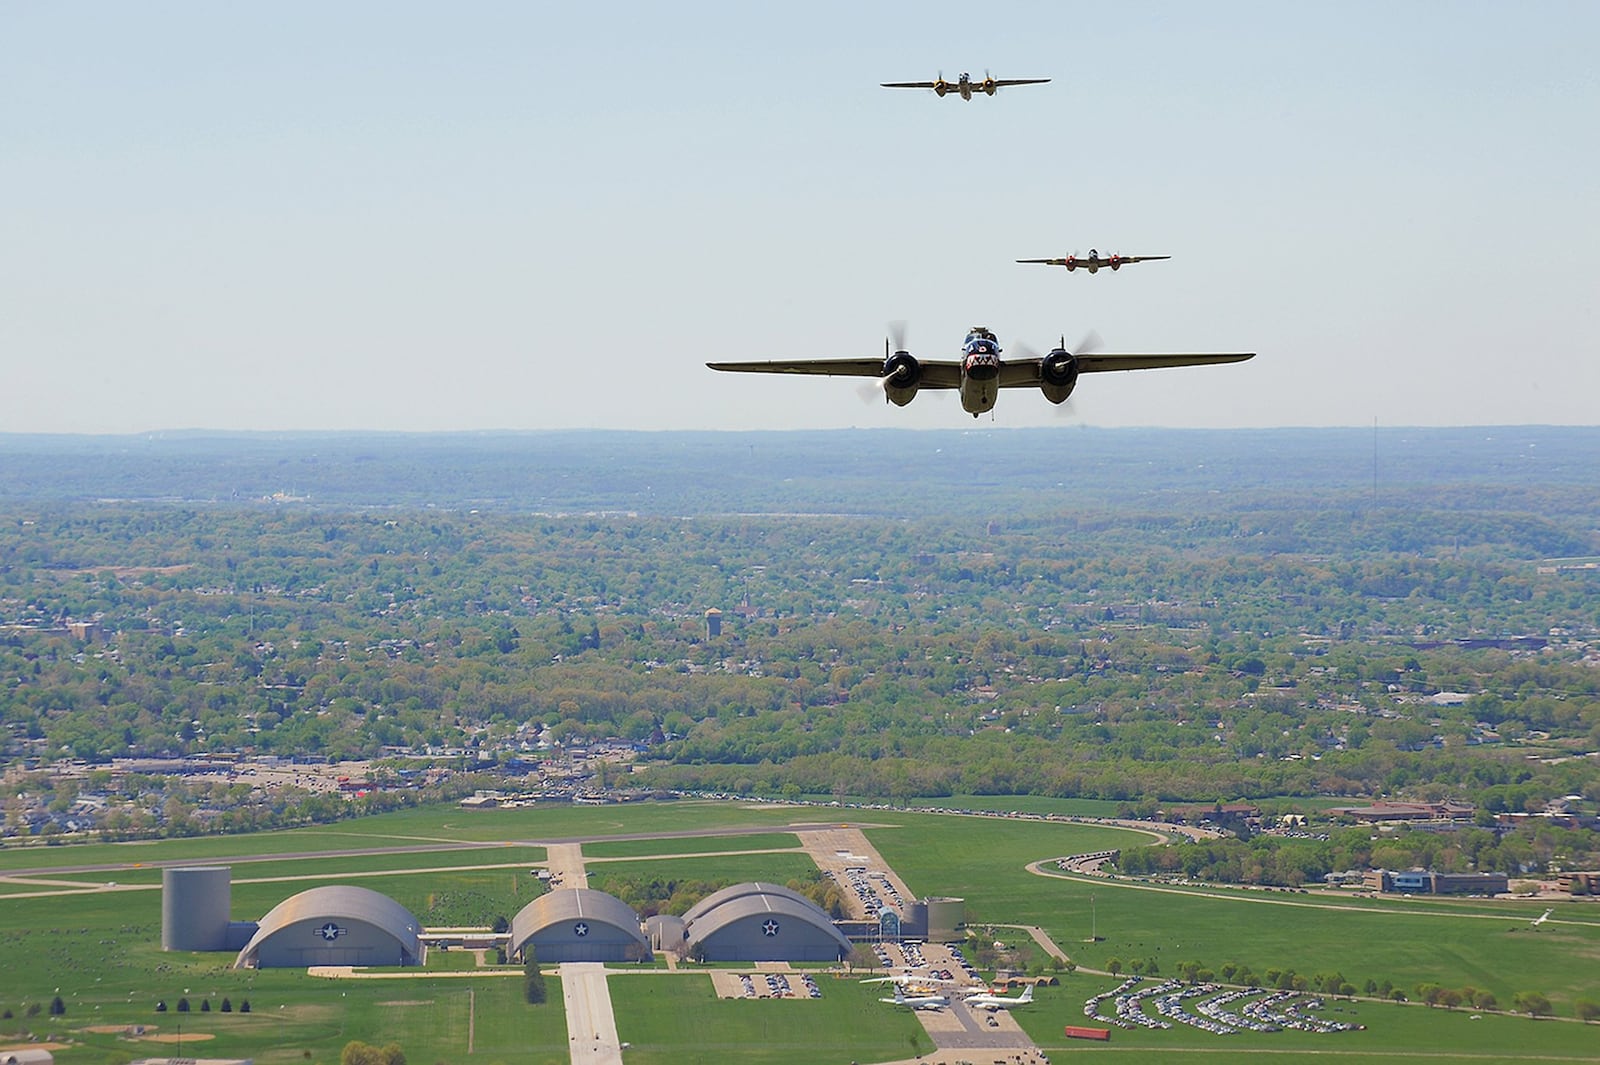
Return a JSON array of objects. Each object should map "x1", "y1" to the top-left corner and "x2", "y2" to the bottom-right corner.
[
  {"x1": 1, "y1": 799, "x2": 1598, "y2": 1064},
  {"x1": 863, "y1": 811, "x2": 1600, "y2": 1015},
  {"x1": 1013, "y1": 975, "x2": 1600, "y2": 1064},
  {"x1": 609, "y1": 970, "x2": 929, "y2": 1065}
]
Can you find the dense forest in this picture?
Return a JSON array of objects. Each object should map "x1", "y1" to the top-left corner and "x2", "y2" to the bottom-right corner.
[{"x1": 1, "y1": 428, "x2": 1597, "y2": 834}]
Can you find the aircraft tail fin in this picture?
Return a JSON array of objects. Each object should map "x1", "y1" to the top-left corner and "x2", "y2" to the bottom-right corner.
[{"x1": 1021, "y1": 985, "x2": 1034, "y2": 1002}]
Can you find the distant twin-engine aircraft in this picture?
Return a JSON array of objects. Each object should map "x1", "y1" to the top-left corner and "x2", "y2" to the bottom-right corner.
[
  {"x1": 1017, "y1": 249, "x2": 1170, "y2": 273},
  {"x1": 882, "y1": 71, "x2": 1049, "y2": 100},
  {"x1": 708, "y1": 325, "x2": 1254, "y2": 418}
]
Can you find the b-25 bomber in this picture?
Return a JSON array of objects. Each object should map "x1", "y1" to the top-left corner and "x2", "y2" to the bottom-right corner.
[{"x1": 708, "y1": 325, "x2": 1254, "y2": 418}]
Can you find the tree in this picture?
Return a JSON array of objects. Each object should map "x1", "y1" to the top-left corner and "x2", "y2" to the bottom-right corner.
[
  {"x1": 1512, "y1": 991, "x2": 1551, "y2": 1017},
  {"x1": 176, "y1": 997, "x2": 190, "y2": 1013},
  {"x1": 49, "y1": 995, "x2": 65, "y2": 1016},
  {"x1": 524, "y1": 950, "x2": 547, "y2": 1005},
  {"x1": 221, "y1": 997, "x2": 232, "y2": 1013},
  {"x1": 341, "y1": 1040, "x2": 407, "y2": 1065},
  {"x1": 1105, "y1": 957, "x2": 1123, "y2": 976},
  {"x1": 200, "y1": 999, "x2": 211, "y2": 1012},
  {"x1": 240, "y1": 999, "x2": 251, "y2": 1013},
  {"x1": 1576, "y1": 999, "x2": 1600, "y2": 1023}
]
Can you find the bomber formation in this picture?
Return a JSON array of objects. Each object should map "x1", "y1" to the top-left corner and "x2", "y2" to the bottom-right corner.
[{"x1": 709, "y1": 69, "x2": 1255, "y2": 418}]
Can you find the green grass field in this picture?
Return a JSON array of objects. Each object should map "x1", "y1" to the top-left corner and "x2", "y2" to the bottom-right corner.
[
  {"x1": 609, "y1": 971, "x2": 927, "y2": 1065},
  {"x1": 1, "y1": 800, "x2": 1597, "y2": 1065}
]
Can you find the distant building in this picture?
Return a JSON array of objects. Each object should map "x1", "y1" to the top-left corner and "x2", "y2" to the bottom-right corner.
[
  {"x1": 510, "y1": 888, "x2": 650, "y2": 964},
  {"x1": 704, "y1": 608, "x2": 722, "y2": 638},
  {"x1": 1558, "y1": 872, "x2": 1600, "y2": 896},
  {"x1": 679, "y1": 882, "x2": 851, "y2": 962},
  {"x1": 1330, "y1": 800, "x2": 1474, "y2": 823},
  {"x1": 1, "y1": 1050, "x2": 56, "y2": 1065},
  {"x1": 234, "y1": 886, "x2": 422, "y2": 969},
  {"x1": 1364, "y1": 869, "x2": 1507, "y2": 896}
]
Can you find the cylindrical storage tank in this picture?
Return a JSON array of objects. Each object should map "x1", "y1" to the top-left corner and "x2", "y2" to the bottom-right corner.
[
  {"x1": 924, "y1": 896, "x2": 965, "y2": 942},
  {"x1": 904, "y1": 900, "x2": 928, "y2": 938},
  {"x1": 162, "y1": 866, "x2": 232, "y2": 951}
]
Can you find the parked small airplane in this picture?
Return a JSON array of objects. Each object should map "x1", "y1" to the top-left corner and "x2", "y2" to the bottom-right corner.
[
  {"x1": 882, "y1": 71, "x2": 1049, "y2": 100},
  {"x1": 708, "y1": 325, "x2": 1255, "y2": 418},
  {"x1": 1532, "y1": 908, "x2": 1554, "y2": 927},
  {"x1": 964, "y1": 985, "x2": 1035, "y2": 1011},
  {"x1": 881, "y1": 985, "x2": 949, "y2": 1010},
  {"x1": 861, "y1": 974, "x2": 960, "y2": 987},
  {"x1": 1017, "y1": 249, "x2": 1170, "y2": 273}
]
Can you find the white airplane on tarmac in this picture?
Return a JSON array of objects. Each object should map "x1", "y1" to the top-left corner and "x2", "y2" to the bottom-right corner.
[
  {"x1": 880, "y1": 985, "x2": 950, "y2": 1010},
  {"x1": 963, "y1": 985, "x2": 1035, "y2": 1011}
]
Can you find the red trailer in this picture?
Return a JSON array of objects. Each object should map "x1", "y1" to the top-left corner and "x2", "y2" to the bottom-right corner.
[{"x1": 1063, "y1": 1025, "x2": 1111, "y2": 1041}]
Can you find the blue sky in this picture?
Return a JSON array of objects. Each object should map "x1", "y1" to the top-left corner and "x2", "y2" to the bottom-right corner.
[{"x1": 3, "y1": 1, "x2": 1596, "y2": 432}]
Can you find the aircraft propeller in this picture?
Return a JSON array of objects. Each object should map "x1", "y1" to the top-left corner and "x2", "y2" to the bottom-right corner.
[
  {"x1": 1015, "y1": 330, "x2": 1101, "y2": 418},
  {"x1": 860, "y1": 321, "x2": 913, "y2": 404}
]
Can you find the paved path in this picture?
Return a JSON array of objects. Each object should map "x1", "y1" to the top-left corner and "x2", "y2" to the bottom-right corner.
[
  {"x1": 795, "y1": 825, "x2": 916, "y2": 918},
  {"x1": 560, "y1": 962, "x2": 623, "y2": 1065},
  {"x1": 546, "y1": 843, "x2": 589, "y2": 889}
]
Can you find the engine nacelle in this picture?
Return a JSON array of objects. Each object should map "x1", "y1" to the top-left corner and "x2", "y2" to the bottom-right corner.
[
  {"x1": 933, "y1": 81, "x2": 948, "y2": 97},
  {"x1": 1064, "y1": 259, "x2": 1077, "y2": 271},
  {"x1": 1039, "y1": 348, "x2": 1079, "y2": 405},
  {"x1": 883, "y1": 350, "x2": 921, "y2": 407},
  {"x1": 982, "y1": 78, "x2": 997, "y2": 95}
]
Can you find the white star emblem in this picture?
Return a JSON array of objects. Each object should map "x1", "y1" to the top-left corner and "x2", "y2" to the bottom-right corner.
[
  {"x1": 762, "y1": 919, "x2": 779, "y2": 937},
  {"x1": 316, "y1": 922, "x2": 346, "y2": 942},
  {"x1": 574, "y1": 922, "x2": 589, "y2": 937}
]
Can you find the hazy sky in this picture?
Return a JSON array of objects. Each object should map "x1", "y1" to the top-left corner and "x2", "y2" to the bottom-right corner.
[{"x1": 4, "y1": 2, "x2": 1597, "y2": 433}]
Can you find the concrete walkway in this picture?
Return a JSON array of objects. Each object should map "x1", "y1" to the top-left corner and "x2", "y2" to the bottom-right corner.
[
  {"x1": 560, "y1": 961, "x2": 623, "y2": 1065},
  {"x1": 546, "y1": 842, "x2": 589, "y2": 888}
]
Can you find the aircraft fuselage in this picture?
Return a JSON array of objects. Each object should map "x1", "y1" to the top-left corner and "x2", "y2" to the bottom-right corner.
[{"x1": 959, "y1": 330, "x2": 1001, "y2": 415}]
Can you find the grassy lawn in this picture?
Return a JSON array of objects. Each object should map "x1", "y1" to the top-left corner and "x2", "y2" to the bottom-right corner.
[
  {"x1": 1013, "y1": 975, "x2": 1600, "y2": 1064},
  {"x1": 2, "y1": 800, "x2": 1598, "y2": 1065},
  {"x1": 864, "y1": 811, "x2": 1600, "y2": 1018},
  {"x1": 609, "y1": 970, "x2": 928, "y2": 1065},
  {"x1": 581, "y1": 832, "x2": 802, "y2": 858}
]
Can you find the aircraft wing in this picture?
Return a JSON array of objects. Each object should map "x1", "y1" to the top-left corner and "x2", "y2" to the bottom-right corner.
[
  {"x1": 707, "y1": 359, "x2": 965, "y2": 389},
  {"x1": 996, "y1": 351, "x2": 1254, "y2": 387},
  {"x1": 881, "y1": 81, "x2": 938, "y2": 89},
  {"x1": 1077, "y1": 352, "x2": 1254, "y2": 373},
  {"x1": 991, "y1": 78, "x2": 1051, "y2": 87},
  {"x1": 1015, "y1": 255, "x2": 1171, "y2": 266}
]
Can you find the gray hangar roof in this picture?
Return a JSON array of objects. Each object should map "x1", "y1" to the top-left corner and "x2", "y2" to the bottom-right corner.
[
  {"x1": 510, "y1": 888, "x2": 648, "y2": 958},
  {"x1": 234, "y1": 884, "x2": 422, "y2": 969},
  {"x1": 683, "y1": 882, "x2": 851, "y2": 962},
  {"x1": 680, "y1": 881, "x2": 811, "y2": 922}
]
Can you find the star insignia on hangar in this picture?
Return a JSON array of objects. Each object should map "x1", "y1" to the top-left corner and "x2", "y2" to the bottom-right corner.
[
  {"x1": 762, "y1": 919, "x2": 780, "y2": 937},
  {"x1": 316, "y1": 922, "x2": 347, "y2": 942},
  {"x1": 574, "y1": 922, "x2": 590, "y2": 937}
]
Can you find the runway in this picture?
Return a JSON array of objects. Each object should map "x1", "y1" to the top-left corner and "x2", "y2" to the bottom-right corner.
[{"x1": 560, "y1": 962, "x2": 623, "y2": 1065}]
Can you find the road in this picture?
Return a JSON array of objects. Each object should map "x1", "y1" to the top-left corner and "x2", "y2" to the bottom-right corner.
[{"x1": 560, "y1": 962, "x2": 623, "y2": 1065}]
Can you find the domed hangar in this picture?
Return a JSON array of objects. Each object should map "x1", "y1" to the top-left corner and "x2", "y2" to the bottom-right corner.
[
  {"x1": 682, "y1": 882, "x2": 850, "y2": 963},
  {"x1": 510, "y1": 888, "x2": 650, "y2": 963},
  {"x1": 234, "y1": 885, "x2": 422, "y2": 969}
]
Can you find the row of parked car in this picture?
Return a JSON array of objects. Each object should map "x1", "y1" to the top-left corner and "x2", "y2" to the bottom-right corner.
[
  {"x1": 1084, "y1": 977, "x2": 1358, "y2": 1036},
  {"x1": 735, "y1": 971, "x2": 820, "y2": 999}
]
